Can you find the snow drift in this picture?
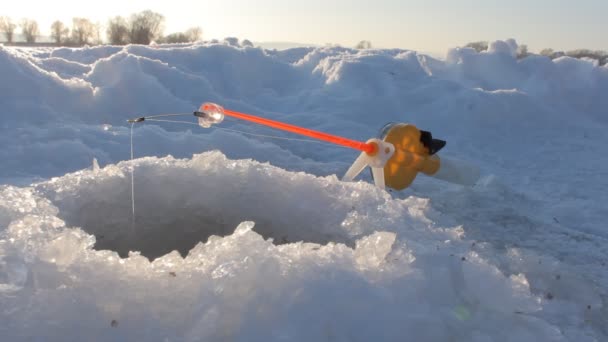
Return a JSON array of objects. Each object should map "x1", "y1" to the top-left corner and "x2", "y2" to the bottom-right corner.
[
  {"x1": 1, "y1": 39, "x2": 607, "y2": 341},
  {"x1": 1, "y1": 39, "x2": 606, "y2": 182}
]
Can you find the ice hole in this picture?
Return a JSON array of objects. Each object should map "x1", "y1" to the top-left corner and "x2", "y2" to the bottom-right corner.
[{"x1": 49, "y1": 158, "x2": 354, "y2": 260}]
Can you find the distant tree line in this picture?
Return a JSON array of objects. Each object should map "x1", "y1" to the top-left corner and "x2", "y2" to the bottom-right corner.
[
  {"x1": 0, "y1": 10, "x2": 202, "y2": 46},
  {"x1": 538, "y1": 48, "x2": 608, "y2": 66},
  {"x1": 465, "y1": 41, "x2": 607, "y2": 66},
  {"x1": 355, "y1": 40, "x2": 372, "y2": 49}
]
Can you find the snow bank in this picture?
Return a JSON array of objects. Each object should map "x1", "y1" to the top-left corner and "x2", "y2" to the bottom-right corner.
[{"x1": 1, "y1": 40, "x2": 607, "y2": 181}]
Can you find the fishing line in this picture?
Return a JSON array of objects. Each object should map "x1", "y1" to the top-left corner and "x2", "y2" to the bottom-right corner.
[
  {"x1": 143, "y1": 118, "x2": 199, "y2": 126},
  {"x1": 144, "y1": 118, "x2": 351, "y2": 148},
  {"x1": 130, "y1": 122, "x2": 135, "y2": 232},
  {"x1": 144, "y1": 113, "x2": 193, "y2": 119},
  {"x1": 127, "y1": 113, "x2": 193, "y2": 123}
]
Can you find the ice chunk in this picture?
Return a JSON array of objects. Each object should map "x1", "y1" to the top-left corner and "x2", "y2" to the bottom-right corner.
[
  {"x1": 92, "y1": 158, "x2": 100, "y2": 171},
  {"x1": 0, "y1": 255, "x2": 28, "y2": 292},
  {"x1": 355, "y1": 231, "x2": 396, "y2": 269}
]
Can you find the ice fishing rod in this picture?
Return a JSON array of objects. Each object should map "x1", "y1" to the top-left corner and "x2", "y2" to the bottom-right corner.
[
  {"x1": 128, "y1": 102, "x2": 480, "y2": 190},
  {"x1": 128, "y1": 104, "x2": 376, "y2": 154}
]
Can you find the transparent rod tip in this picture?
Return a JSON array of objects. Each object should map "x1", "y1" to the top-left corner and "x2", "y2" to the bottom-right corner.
[{"x1": 195, "y1": 102, "x2": 225, "y2": 128}]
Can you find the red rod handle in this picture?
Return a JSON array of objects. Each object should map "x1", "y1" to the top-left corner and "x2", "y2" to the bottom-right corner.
[{"x1": 209, "y1": 105, "x2": 375, "y2": 154}]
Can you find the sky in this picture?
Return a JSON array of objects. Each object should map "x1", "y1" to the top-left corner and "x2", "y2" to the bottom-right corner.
[{"x1": 2, "y1": 0, "x2": 606, "y2": 53}]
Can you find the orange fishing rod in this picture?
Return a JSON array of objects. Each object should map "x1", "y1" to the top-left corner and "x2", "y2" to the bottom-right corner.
[{"x1": 196, "y1": 103, "x2": 377, "y2": 154}]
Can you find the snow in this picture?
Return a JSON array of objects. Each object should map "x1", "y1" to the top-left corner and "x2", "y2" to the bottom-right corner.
[{"x1": 1, "y1": 39, "x2": 607, "y2": 341}]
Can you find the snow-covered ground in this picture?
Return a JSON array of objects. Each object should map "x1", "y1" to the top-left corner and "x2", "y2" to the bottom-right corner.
[{"x1": 1, "y1": 38, "x2": 607, "y2": 341}]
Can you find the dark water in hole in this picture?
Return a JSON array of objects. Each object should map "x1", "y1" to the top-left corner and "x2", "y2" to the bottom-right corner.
[{"x1": 60, "y1": 206, "x2": 351, "y2": 260}]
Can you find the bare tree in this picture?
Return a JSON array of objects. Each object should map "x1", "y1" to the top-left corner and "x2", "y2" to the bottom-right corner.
[
  {"x1": 71, "y1": 17, "x2": 95, "y2": 45},
  {"x1": 516, "y1": 44, "x2": 529, "y2": 59},
  {"x1": 185, "y1": 27, "x2": 202, "y2": 42},
  {"x1": 93, "y1": 22, "x2": 103, "y2": 45},
  {"x1": 0, "y1": 16, "x2": 17, "y2": 43},
  {"x1": 539, "y1": 48, "x2": 554, "y2": 57},
  {"x1": 565, "y1": 49, "x2": 608, "y2": 65},
  {"x1": 163, "y1": 32, "x2": 189, "y2": 44},
  {"x1": 537, "y1": 47, "x2": 606, "y2": 65},
  {"x1": 465, "y1": 41, "x2": 488, "y2": 53},
  {"x1": 51, "y1": 20, "x2": 70, "y2": 45},
  {"x1": 163, "y1": 27, "x2": 202, "y2": 44},
  {"x1": 20, "y1": 19, "x2": 40, "y2": 43},
  {"x1": 539, "y1": 48, "x2": 566, "y2": 60},
  {"x1": 355, "y1": 40, "x2": 372, "y2": 49},
  {"x1": 129, "y1": 10, "x2": 164, "y2": 45},
  {"x1": 107, "y1": 16, "x2": 129, "y2": 45}
]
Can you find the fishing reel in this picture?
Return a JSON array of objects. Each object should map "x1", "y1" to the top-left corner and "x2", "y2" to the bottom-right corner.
[{"x1": 343, "y1": 123, "x2": 479, "y2": 190}]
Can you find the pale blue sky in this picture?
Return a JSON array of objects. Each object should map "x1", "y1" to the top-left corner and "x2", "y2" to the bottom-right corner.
[{"x1": 4, "y1": 0, "x2": 606, "y2": 53}]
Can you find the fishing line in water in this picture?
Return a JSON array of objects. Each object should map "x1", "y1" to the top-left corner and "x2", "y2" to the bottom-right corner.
[
  {"x1": 126, "y1": 113, "x2": 191, "y2": 231},
  {"x1": 130, "y1": 122, "x2": 135, "y2": 231}
]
